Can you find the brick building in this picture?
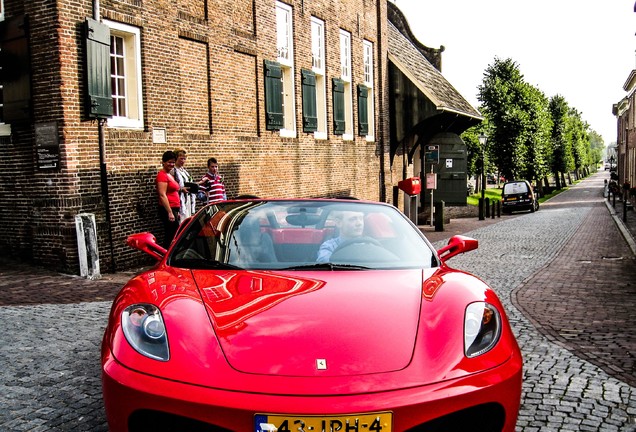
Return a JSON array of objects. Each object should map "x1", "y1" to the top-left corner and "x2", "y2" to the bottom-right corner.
[
  {"x1": 0, "y1": 0, "x2": 480, "y2": 274},
  {"x1": 614, "y1": 69, "x2": 636, "y2": 195}
]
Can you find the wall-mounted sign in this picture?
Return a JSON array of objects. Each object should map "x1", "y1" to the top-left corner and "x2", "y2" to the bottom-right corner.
[
  {"x1": 426, "y1": 172, "x2": 437, "y2": 190},
  {"x1": 152, "y1": 127, "x2": 167, "y2": 144},
  {"x1": 35, "y1": 121, "x2": 60, "y2": 170},
  {"x1": 446, "y1": 158, "x2": 453, "y2": 168},
  {"x1": 425, "y1": 145, "x2": 439, "y2": 164}
]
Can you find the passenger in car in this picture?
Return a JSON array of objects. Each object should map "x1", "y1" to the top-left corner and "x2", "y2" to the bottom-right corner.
[{"x1": 316, "y1": 211, "x2": 364, "y2": 262}]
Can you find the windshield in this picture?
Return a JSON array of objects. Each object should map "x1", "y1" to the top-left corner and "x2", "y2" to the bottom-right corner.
[
  {"x1": 503, "y1": 182, "x2": 529, "y2": 195},
  {"x1": 169, "y1": 200, "x2": 437, "y2": 270}
]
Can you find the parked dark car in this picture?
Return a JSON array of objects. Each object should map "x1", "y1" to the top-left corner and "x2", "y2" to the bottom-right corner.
[{"x1": 501, "y1": 180, "x2": 539, "y2": 214}]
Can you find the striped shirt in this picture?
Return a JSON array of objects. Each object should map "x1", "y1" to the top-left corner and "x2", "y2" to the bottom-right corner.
[{"x1": 201, "y1": 172, "x2": 226, "y2": 204}]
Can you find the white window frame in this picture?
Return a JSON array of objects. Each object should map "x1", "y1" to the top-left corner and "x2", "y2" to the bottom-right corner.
[
  {"x1": 276, "y1": 1, "x2": 296, "y2": 138},
  {"x1": 363, "y1": 40, "x2": 375, "y2": 141},
  {"x1": 311, "y1": 17, "x2": 327, "y2": 140},
  {"x1": 104, "y1": 20, "x2": 144, "y2": 129},
  {"x1": 340, "y1": 29, "x2": 353, "y2": 141},
  {"x1": 311, "y1": 17, "x2": 324, "y2": 71}
]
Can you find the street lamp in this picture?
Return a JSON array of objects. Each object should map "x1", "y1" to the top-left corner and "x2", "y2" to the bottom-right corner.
[{"x1": 478, "y1": 133, "x2": 487, "y2": 220}]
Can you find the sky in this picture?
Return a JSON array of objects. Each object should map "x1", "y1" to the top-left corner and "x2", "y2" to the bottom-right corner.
[{"x1": 391, "y1": 0, "x2": 636, "y2": 146}]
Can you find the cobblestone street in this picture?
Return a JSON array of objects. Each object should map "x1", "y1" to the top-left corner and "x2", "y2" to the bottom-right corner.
[{"x1": 0, "y1": 171, "x2": 635, "y2": 431}]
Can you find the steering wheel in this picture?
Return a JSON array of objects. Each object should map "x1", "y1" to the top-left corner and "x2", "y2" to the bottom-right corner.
[
  {"x1": 330, "y1": 236, "x2": 399, "y2": 263},
  {"x1": 333, "y1": 236, "x2": 382, "y2": 253}
]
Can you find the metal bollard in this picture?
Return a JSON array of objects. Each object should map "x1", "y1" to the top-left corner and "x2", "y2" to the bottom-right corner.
[
  {"x1": 479, "y1": 198, "x2": 484, "y2": 220},
  {"x1": 497, "y1": 201, "x2": 501, "y2": 218},
  {"x1": 434, "y1": 201, "x2": 445, "y2": 232},
  {"x1": 485, "y1": 198, "x2": 490, "y2": 218},
  {"x1": 491, "y1": 201, "x2": 495, "y2": 219}
]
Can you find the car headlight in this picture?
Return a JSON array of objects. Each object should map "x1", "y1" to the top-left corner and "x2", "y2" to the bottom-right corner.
[
  {"x1": 464, "y1": 302, "x2": 501, "y2": 358},
  {"x1": 122, "y1": 304, "x2": 170, "y2": 361}
]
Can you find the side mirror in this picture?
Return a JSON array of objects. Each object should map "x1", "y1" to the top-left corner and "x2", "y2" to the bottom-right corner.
[
  {"x1": 437, "y1": 235, "x2": 478, "y2": 263},
  {"x1": 127, "y1": 232, "x2": 166, "y2": 261}
]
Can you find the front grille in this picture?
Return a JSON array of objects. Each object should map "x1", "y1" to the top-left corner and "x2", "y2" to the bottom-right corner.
[
  {"x1": 405, "y1": 403, "x2": 506, "y2": 432},
  {"x1": 129, "y1": 410, "x2": 232, "y2": 432}
]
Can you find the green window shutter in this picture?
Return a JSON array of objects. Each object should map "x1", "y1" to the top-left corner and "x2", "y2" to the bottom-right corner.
[
  {"x1": 84, "y1": 18, "x2": 113, "y2": 118},
  {"x1": 264, "y1": 60, "x2": 284, "y2": 130},
  {"x1": 0, "y1": 15, "x2": 32, "y2": 123},
  {"x1": 357, "y1": 84, "x2": 369, "y2": 136},
  {"x1": 332, "y1": 78, "x2": 345, "y2": 135},
  {"x1": 301, "y1": 69, "x2": 317, "y2": 133}
]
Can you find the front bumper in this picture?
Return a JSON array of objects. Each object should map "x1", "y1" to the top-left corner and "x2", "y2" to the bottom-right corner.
[{"x1": 102, "y1": 347, "x2": 522, "y2": 432}]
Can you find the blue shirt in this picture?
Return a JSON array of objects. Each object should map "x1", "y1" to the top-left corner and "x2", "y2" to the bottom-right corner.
[{"x1": 316, "y1": 237, "x2": 343, "y2": 263}]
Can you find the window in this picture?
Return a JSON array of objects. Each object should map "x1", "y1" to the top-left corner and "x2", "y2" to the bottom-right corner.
[
  {"x1": 274, "y1": 1, "x2": 296, "y2": 137},
  {"x1": 340, "y1": 30, "x2": 351, "y2": 81},
  {"x1": 104, "y1": 20, "x2": 143, "y2": 129},
  {"x1": 311, "y1": 17, "x2": 327, "y2": 138},
  {"x1": 0, "y1": 64, "x2": 7, "y2": 136},
  {"x1": 359, "y1": 40, "x2": 374, "y2": 140},
  {"x1": 311, "y1": 17, "x2": 324, "y2": 71},
  {"x1": 0, "y1": 85, "x2": 8, "y2": 136},
  {"x1": 338, "y1": 30, "x2": 353, "y2": 139}
]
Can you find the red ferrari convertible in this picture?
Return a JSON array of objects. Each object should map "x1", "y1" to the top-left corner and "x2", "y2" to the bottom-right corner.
[{"x1": 102, "y1": 198, "x2": 522, "y2": 432}]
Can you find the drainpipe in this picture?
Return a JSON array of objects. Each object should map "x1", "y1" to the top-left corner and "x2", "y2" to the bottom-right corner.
[
  {"x1": 376, "y1": 0, "x2": 386, "y2": 202},
  {"x1": 93, "y1": 0, "x2": 116, "y2": 271}
]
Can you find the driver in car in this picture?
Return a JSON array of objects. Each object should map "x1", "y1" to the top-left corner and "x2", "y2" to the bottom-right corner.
[{"x1": 316, "y1": 211, "x2": 364, "y2": 263}]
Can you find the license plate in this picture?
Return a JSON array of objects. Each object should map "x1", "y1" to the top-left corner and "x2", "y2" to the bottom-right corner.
[
  {"x1": 507, "y1": 197, "x2": 517, "y2": 201},
  {"x1": 255, "y1": 412, "x2": 392, "y2": 432}
]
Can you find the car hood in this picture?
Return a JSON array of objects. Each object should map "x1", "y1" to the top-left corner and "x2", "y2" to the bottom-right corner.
[{"x1": 192, "y1": 269, "x2": 427, "y2": 377}]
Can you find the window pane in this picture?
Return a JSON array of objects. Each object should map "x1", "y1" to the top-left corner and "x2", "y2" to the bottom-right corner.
[
  {"x1": 340, "y1": 31, "x2": 350, "y2": 80},
  {"x1": 364, "y1": 41, "x2": 373, "y2": 85},
  {"x1": 276, "y1": 3, "x2": 292, "y2": 62},
  {"x1": 311, "y1": 18, "x2": 324, "y2": 71},
  {"x1": 110, "y1": 34, "x2": 127, "y2": 117},
  {"x1": 117, "y1": 98, "x2": 127, "y2": 117},
  {"x1": 116, "y1": 57, "x2": 125, "y2": 76},
  {"x1": 117, "y1": 78, "x2": 126, "y2": 96}
]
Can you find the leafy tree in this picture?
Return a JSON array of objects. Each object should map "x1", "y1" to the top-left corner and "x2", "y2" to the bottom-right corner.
[
  {"x1": 548, "y1": 95, "x2": 570, "y2": 189},
  {"x1": 469, "y1": 58, "x2": 602, "y2": 195},
  {"x1": 566, "y1": 108, "x2": 588, "y2": 179},
  {"x1": 588, "y1": 129, "x2": 605, "y2": 166},
  {"x1": 477, "y1": 57, "x2": 529, "y2": 181},
  {"x1": 517, "y1": 83, "x2": 552, "y2": 189},
  {"x1": 461, "y1": 123, "x2": 497, "y2": 193}
]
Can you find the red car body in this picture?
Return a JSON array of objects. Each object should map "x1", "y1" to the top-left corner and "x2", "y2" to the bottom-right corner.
[{"x1": 102, "y1": 199, "x2": 522, "y2": 432}]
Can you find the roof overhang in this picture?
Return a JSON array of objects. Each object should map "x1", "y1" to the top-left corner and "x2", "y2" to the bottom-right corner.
[
  {"x1": 623, "y1": 69, "x2": 636, "y2": 92},
  {"x1": 387, "y1": 22, "x2": 482, "y2": 122}
]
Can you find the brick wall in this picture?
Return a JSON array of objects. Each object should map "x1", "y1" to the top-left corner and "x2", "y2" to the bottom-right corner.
[{"x1": 0, "y1": 0, "x2": 395, "y2": 273}]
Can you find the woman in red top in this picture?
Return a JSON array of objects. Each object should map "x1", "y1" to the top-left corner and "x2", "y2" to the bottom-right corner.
[{"x1": 156, "y1": 150, "x2": 184, "y2": 247}]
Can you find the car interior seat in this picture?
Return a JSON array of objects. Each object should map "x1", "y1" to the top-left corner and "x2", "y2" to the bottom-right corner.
[{"x1": 230, "y1": 217, "x2": 277, "y2": 265}]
